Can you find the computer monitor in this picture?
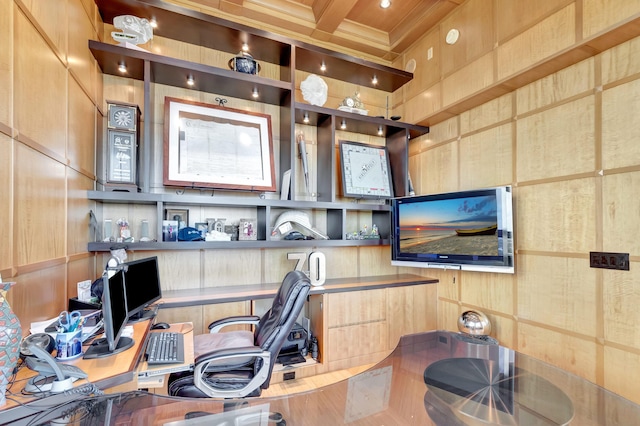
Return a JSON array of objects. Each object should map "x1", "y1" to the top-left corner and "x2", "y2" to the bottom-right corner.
[
  {"x1": 83, "y1": 269, "x2": 134, "y2": 359},
  {"x1": 123, "y1": 256, "x2": 162, "y2": 322}
]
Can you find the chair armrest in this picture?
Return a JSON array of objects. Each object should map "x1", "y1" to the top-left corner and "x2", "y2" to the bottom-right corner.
[
  {"x1": 208, "y1": 316, "x2": 260, "y2": 333},
  {"x1": 194, "y1": 348, "x2": 272, "y2": 398}
]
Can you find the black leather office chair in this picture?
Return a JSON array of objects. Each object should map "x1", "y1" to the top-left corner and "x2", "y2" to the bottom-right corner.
[{"x1": 168, "y1": 270, "x2": 311, "y2": 398}]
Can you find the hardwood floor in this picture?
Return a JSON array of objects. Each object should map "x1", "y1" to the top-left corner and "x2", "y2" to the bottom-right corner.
[{"x1": 259, "y1": 364, "x2": 374, "y2": 398}]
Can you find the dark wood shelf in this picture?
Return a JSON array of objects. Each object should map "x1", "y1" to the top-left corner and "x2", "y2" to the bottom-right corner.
[
  {"x1": 293, "y1": 102, "x2": 429, "y2": 140},
  {"x1": 88, "y1": 238, "x2": 389, "y2": 252},
  {"x1": 95, "y1": 0, "x2": 412, "y2": 92},
  {"x1": 87, "y1": 191, "x2": 390, "y2": 211},
  {"x1": 90, "y1": 41, "x2": 291, "y2": 105}
]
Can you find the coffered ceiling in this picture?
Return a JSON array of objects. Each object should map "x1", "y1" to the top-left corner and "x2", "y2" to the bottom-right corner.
[{"x1": 181, "y1": 0, "x2": 463, "y2": 62}]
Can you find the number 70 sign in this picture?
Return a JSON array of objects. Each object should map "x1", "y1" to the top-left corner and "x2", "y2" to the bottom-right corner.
[{"x1": 288, "y1": 252, "x2": 326, "y2": 286}]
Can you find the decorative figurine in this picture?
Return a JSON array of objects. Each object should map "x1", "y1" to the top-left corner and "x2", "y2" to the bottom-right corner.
[
  {"x1": 338, "y1": 91, "x2": 368, "y2": 115},
  {"x1": 111, "y1": 15, "x2": 153, "y2": 47},
  {"x1": 116, "y1": 217, "x2": 134, "y2": 243},
  {"x1": 228, "y1": 51, "x2": 260, "y2": 75}
]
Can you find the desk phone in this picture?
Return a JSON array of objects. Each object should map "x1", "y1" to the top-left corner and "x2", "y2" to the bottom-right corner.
[{"x1": 24, "y1": 344, "x2": 88, "y2": 393}]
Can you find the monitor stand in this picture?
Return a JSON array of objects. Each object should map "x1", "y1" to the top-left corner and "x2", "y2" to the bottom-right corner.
[
  {"x1": 128, "y1": 308, "x2": 157, "y2": 323},
  {"x1": 83, "y1": 337, "x2": 134, "y2": 359}
]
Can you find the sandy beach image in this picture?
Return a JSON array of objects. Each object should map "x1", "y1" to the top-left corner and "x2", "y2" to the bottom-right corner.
[{"x1": 400, "y1": 233, "x2": 498, "y2": 256}]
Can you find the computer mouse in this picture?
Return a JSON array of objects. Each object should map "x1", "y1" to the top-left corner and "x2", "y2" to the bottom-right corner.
[{"x1": 151, "y1": 322, "x2": 170, "y2": 330}]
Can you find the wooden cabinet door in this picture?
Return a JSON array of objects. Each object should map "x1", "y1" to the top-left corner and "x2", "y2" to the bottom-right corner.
[{"x1": 386, "y1": 284, "x2": 437, "y2": 349}]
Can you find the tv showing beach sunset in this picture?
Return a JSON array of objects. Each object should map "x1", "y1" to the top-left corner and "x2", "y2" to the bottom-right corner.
[
  {"x1": 391, "y1": 186, "x2": 514, "y2": 274},
  {"x1": 398, "y1": 193, "x2": 499, "y2": 256}
]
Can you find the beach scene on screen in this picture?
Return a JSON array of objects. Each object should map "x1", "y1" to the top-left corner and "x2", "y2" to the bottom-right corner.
[{"x1": 399, "y1": 195, "x2": 499, "y2": 256}]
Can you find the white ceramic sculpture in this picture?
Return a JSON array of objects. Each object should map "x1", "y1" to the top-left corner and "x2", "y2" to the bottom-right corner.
[{"x1": 300, "y1": 74, "x2": 328, "y2": 107}]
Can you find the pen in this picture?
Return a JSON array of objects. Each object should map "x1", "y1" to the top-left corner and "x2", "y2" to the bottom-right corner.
[{"x1": 69, "y1": 317, "x2": 84, "y2": 332}]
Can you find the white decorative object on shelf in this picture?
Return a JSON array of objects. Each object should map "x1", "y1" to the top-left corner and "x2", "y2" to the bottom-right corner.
[
  {"x1": 338, "y1": 92, "x2": 368, "y2": 115},
  {"x1": 337, "y1": 106, "x2": 369, "y2": 115},
  {"x1": 111, "y1": 15, "x2": 153, "y2": 48},
  {"x1": 300, "y1": 74, "x2": 328, "y2": 106}
]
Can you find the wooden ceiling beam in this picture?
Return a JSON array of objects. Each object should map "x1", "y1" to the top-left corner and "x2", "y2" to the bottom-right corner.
[{"x1": 313, "y1": 0, "x2": 359, "y2": 34}]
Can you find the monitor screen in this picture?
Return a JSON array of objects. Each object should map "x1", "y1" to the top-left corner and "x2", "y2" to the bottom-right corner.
[
  {"x1": 391, "y1": 186, "x2": 514, "y2": 273},
  {"x1": 83, "y1": 269, "x2": 134, "y2": 359},
  {"x1": 123, "y1": 256, "x2": 162, "y2": 322}
]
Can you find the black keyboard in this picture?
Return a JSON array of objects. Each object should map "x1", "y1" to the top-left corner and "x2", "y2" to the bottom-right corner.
[{"x1": 146, "y1": 332, "x2": 185, "y2": 365}]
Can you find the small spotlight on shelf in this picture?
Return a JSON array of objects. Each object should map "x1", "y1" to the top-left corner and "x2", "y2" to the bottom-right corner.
[
  {"x1": 320, "y1": 61, "x2": 326, "y2": 72},
  {"x1": 149, "y1": 19, "x2": 158, "y2": 28},
  {"x1": 242, "y1": 42, "x2": 249, "y2": 52},
  {"x1": 187, "y1": 75, "x2": 194, "y2": 86},
  {"x1": 377, "y1": 125, "x2": 384, "y2": 136},
  {"x1": 118, "y1": 62, "x2": 127, "y2": 73},
  {"x1": 303, "y1": 112, "x2": 310, "y2": 124},
  {"x1": 372, "y1": 75, "x2": 378, "y2": 85},
  {"x1": 252, "y1": 87, "x2": 259, "y2": 98},
  {"x1": 340, "y1": 119, "x2": 347, "y2": 130}
]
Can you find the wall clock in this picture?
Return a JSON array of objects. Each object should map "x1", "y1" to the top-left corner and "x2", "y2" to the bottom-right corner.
[{"x1": 108, "y1": 103, "x2": 137, "y2": 131}]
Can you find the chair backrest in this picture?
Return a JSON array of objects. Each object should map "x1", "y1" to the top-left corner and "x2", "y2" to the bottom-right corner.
[{"x1": 254, "y1": 270, "x2": 311, "y2": 388}]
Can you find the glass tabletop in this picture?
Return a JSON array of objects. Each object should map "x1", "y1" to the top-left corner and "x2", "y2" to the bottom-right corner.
[{"x1": 6, "y1": 331, "x2": 640, "y2": 425}]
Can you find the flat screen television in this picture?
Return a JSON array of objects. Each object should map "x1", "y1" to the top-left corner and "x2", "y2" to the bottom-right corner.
[
  {"x1": 391, "y1": 186, "x2": 514, "y2": 273},
  {"x1": 123, "y1": 256, "x2": 162, "y2": 322},
  {"x1": 83, "y1": 269, "x2": 135, "y2": 359}
]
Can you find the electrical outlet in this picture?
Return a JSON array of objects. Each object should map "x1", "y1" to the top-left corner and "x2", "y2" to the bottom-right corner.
[
  {"x1": 427, "y1": 47, "x2": 433, "y2": 60},
  {"x1": 283, "y1": 371, "x2": 296, "y2": 381},
  {"x1": 589, "y1": 252, "x2": 629, "y2": 270}
]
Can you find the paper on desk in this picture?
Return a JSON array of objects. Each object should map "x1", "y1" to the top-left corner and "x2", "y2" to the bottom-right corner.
[{"x1": 30, "y1": 313, "x2": 103, "y2": 342}]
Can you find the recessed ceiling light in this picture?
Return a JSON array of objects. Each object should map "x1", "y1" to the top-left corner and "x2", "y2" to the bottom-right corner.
[{"x1": 380, "y1": 0, "x2": 391, "y2": 9}]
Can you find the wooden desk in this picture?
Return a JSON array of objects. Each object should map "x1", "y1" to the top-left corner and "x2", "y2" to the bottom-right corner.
[{"x1": 1, "y1": 319, "x2": 151, "y2": 421}]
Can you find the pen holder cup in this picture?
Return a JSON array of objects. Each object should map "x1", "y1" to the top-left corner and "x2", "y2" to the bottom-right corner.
[{"x1": 55, "y1": 328, "x2": 83, "y2": 360}]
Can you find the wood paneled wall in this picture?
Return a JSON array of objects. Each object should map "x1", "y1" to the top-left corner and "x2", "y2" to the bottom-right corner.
[
  {"x1": 399, "y1": 0, "x2": 640, "y2": 404},
  {"x1": 2, "y1": 0, "x2": 100, "y2": 330}
]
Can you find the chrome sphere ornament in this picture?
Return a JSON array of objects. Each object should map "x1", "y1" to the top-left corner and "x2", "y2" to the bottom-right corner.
[{"x1": 458, "y1": 310, "x2": 491, "y2": 336}]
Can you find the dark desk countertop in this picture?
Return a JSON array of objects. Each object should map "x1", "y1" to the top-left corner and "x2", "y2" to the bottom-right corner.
[{"x1": 5, "y1": 331, "x2": 640, "y2": 425}]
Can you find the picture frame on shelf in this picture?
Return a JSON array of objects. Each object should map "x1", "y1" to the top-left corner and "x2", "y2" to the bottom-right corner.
[
  {"x1": 339, "y1": 140, "x2": 393, "y2": 199},
  {"x1": 162, "y1": 220, "x2": 179, "y2": 242},
  {"x1": 165, "y1": 208, "x2": 189, "y2": 229},
  {"x1": 239, "y1": 218, "x2": 258, "y2": 241},
  {"x1": 163, "y1": 97, "x2": 276, "y2": 192}
]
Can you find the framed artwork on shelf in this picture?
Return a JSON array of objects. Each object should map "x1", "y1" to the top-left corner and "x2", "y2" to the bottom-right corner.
[
  {"x1": 339, "y1": 140, "x2": 393, "y2": 199},
  {"x1": 163, "y1": 97, "x2": 276, "y2": 192},
  {"x1": 165, "y1": 208, "x2": 189, "y2": 229}
]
